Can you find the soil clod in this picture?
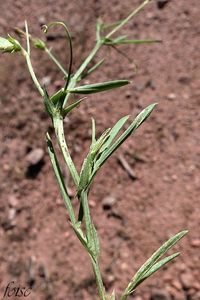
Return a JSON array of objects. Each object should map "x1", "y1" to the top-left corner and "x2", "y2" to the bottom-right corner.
[{"x1": 157, "y1": 0, "x2": 169, "y2": 10}]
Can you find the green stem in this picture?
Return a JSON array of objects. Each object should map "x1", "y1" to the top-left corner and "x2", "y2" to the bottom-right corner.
[
  {"x1": 106, "y1": 0, "x2": 152, "y2": 38},
  {"x1": 22, "y1": 49, "x2": 44, "y2": 97},
  {"x1": 45, "y1": 47, "x2": 68, "y2": 77},
  {"x1": 43, "y1": 21, "x2": 73, "y2": 91},
  {"x1": 63, "y1": 1, "x2": 151, "y2": 107},
  {"x1": 120, "y1": 290, "x2": 130, "y2": 300},
  {"x1": 74, "y1": 41, "x2": 102, "y2": 81},
  {"x1": 81, "y1": 191, "x2": 106, "y2": 300},
  {"x1": 53, "y1": 116, "x2": 79, "y2": 187},
  {"x1": 91, "y1": 258, "x2": 106, "y2": 300},
  {"x1": 81, "y1": 191, "x2": 92, "y2": 232},
  {"x1": 25, "y1": 21, "x2": 30, "y2": 55},
  {"x1": 47, "y1": 134, "x2": 76, "y2": 225},
  {"x1": 63, "y1": 41, "x2": 102, "y2": 106}
]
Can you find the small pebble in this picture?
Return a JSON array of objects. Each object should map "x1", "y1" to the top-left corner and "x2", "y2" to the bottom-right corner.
[
  {"x1": 107, "y1": 274, "x2": 115, "y2": 283},
  {"x1": 134, "y1": 297, "x2": 143, "y2": 300},
  {"x1": 166, "y1": 287, "x2": 182, "y2": 300},
  {"x1": 73, "y1": 144, "x2": 82, "y2": 153},
  {"x1": 191, "y1": 238, "x2": 200, "y2": 248},
  {"x1": 157, "y1": 0, "x2": 169, "y2": 10},
  {"x1": 8, "y1": 195, "x2": 18, "y2": 207},
  {"x1": 180, "y1": 272, "x2": 194, "y2": 289},
  {"x1": 167, "y1": 93, "x2": 176, "y2": 100},
  {"x1": 171, "y1": 279, "x2": 182, "y2": 290},
  {"x1": 26, "y1": 148, "x2": 44, "y2": 165},
  {"x1": 125, "y1": 90, "x2": 131, "y2": 98},
  {"x1": 8, "y1": 208, "x2": 16, "y2": 221},
  {"x1": 38, "y1": 15, "x2": 46, "y2": 26},
  {"x1": 64, "y1": 231, "x2": 70, "y2": 238},
  {"x1": 193, "y1": 282, "x2": 200, "y2": 290},
  {"x1": 67, "y1": 187, "x2": 74, "y2": 198},
  {"x1": 56, "y1": 197, "x2": 62, "y2": 205},
  {"x1": 89, "y1": 200, "x2": 96, "y2": 208},
  {"x1": 150, "y1": 289, "x2": 172, "y2": 300},
  {"x1": 3, "y1": 163, "x2": 10, "y2": 171},
  {"x1": 120, "y1": 262, "x2": 129, "y2": 271},
  {"x1": 54, "y1": 80, "x2": 63, "y2": 89},
  {"x1": 102, "y1": 196, "x2": 116, "y2": 210},
  {"x1": 171, "y1": 174, "x2": 178, "y2": 181}
]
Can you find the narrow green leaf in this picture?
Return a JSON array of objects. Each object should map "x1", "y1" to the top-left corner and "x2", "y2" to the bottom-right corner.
[
  {"x1": 103, "y1": 36, "x2": 127, "y2": 45},
  {"x1": 78, "y1": 156, "x2": 93, "y2": 197},
  {"x1": 78, "y1": 128, "x2": 110, "y2": 196},
  {"x1": 117, "y1": 39, "x2": 162, "y2": 45},
  {"x1": 104, "y1": 38, "x2": 162, "y2": 45},
  {"x1": 43, "y1": 88, "x2": 56, "y2": 117},
  {"x1": 94, "y1": 103, "x2": 157, "y2": 171},
  {"x1": 71, "y1": 222, "x2": 88, "y2": 248},
  {"x1": 127, "y1": 253, "x2": 180, "y2": 294},
  {"x1": 90, "y1": 128, "x2": 111, "y2": 156},
  {"x1": 142, "y1": 252, "x2": 180, "y2": 281},
  {"x1": 85, "y1": 59, "x2": 105, "y2": 77},
  {"x1": 132, "y1": 230, "x2": 188, "y2": 285},
  {"x1": 62, "y1": 98, "x2": 86, "y2": 117},
  {"x1": 88, "y1": 223, "x2": 100, "y2": 257},
  {"x1": 71, "y1": 222, "x2": 97, "y2": 259},
  {"x1": 99, "y1": 115, "x2": 130, "y2": 154},
  {"x1": 46, "y1": 133, "x2": 76, "y2": 224},
  {"x1": 102, "y1": 19, "x2": 125, "y2": 30},
  {"x1": 68, "y1": 79, "x2": 130, "y2": 94},
  {"x1": 120, "y1": 231, "x2": 187, "y2": 300},
  {"x1": 79, "y1": 59, "x2": 105, "y2": 81},
  {"x1": 50, "y1": 88, "x2": 66, "y2": 106}
]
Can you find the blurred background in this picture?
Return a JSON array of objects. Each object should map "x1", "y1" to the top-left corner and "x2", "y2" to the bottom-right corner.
[{"x1": 0, "y1": 0, "x2": 199, "y2": 299}]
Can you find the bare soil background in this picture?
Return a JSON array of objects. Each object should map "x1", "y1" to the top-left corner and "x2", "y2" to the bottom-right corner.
[{"x1": 0, "y1": 0, "x2": 200, "y2": 299}]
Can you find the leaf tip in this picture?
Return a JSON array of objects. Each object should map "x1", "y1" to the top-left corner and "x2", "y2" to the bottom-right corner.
[{"x1": 181, "y1": 229, "x2": 189, "y2": 236}]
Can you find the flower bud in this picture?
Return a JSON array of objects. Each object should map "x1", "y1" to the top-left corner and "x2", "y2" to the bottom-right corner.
[
  {"x1": 33, "y1": 38, "x2": 46, "y2": 50},
  {"x1": 0, "y1": 36, "x2": 21, "y2": 53}
]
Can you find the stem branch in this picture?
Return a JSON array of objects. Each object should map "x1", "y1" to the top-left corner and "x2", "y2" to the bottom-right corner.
[
  {"x1": 63, "y1": 41, "x2": 102, "y2": 106},
  {"x1": 22, "y1": 50, "x2": 44, "y2": 97},
  {"x1": 53, "y1": 116, "x2": 79, "y2": 187},
  {"x1": 106, "y1": 0, "x2": 152, "y2": 38},
  {"x1": 45, "y1": 47, "x2": 68, "y2": 77},
  {"x1": 81, "y1": 191, "x2": 106, "y2": 300}
]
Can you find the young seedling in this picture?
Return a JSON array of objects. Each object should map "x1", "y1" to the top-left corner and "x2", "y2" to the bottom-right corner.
[{"x1": 1, "y1": 1, "x2": 187, "y2": 299}]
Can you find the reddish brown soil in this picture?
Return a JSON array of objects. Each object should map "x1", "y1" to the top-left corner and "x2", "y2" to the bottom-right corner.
[{"x1": 0, "y1": 1, "x2": 200, "y2": 299}]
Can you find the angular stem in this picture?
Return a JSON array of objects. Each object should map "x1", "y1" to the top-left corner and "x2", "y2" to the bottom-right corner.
[
  {"x1": 63, "y1": 1, "x2": 151, "y2": 107},
  {"x1": 53, "y1": 116, "x2": 79, "y2": 187},
  {"x1": 106, "y1": 0, "x2": 152, "y2": 39},
  {"x1": 120, "y1": 289, "x2": 130, "y2": 300},
  {"x1": 46, "y1": 134, "x2": 76, "y2": 225},
  {"x1": 91, "y1": 257, "x2": 106, "y2": 300},
  {"x1": 63, "y1": 41, "x2": 102, "y2": 106},
  {"x1": 81, "y1": 191, "x2": 106, "y2": 300},
  {"x1": 74, "y1": 41, "x2": 102, "y2": 82},
  {"x1": 22, "y1": 50, "x2": 44, "y2": 97},
  {"x1": 45, "y1": 47, "x2": 68, "y2": 77}
]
